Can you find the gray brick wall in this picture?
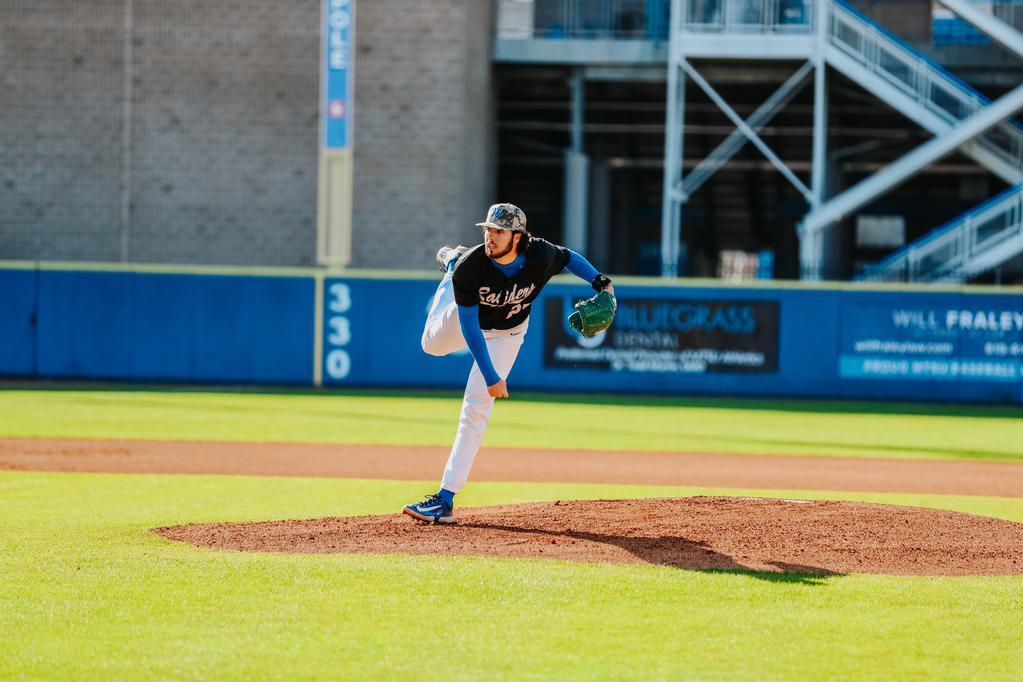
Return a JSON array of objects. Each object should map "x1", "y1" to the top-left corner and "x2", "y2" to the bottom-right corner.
[
  {"x1": 350, "y1": 0, "x2": 496, "y2": 269},
  {"x1": 127, "y1": 0, "x2": 320, "y2": 266},
  {"x1": 0, "y1": 0, "x2": 494, "y2": 268},
  {"x1": 0, "y1": 1, "x2": 125, "y2": 261},
  {"x1": 0, "y1": 0, "x2": 321, "y2": 266}
]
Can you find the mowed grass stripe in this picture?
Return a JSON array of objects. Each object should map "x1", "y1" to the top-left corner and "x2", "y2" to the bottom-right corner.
[
  {"x1": 1, "y1": 471, "x2": 1021, "y2": 680},
  {"x1": 2, "y1": 388, "x2": 1023, "y2": 461}
]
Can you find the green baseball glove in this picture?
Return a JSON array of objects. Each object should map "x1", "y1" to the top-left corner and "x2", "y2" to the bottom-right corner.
[{"x1": 568, "y1": 290, "x2": 617, "y2": 337}]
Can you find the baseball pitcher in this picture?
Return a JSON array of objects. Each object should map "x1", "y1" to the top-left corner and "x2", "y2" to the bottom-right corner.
[{"x1": 403, "y1": 203, "x2": 615, "y2": 523}]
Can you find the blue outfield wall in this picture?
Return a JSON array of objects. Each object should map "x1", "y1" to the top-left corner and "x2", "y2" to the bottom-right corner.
[
  {"x1": 2, "y1": 268, "x2": 314, "y2": 384},
  {"x1": 2, "y1": 265, "x2": 1022, "y2": 403},
  {"x1": 321, "y1": 276, "x2": 1023, "y2": 404},
  {"x1": 0, "y1": 269, "x2": 37, "y2": 375}
]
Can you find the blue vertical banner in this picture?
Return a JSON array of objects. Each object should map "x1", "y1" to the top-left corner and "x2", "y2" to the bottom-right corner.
[{"x1": 323, "y1": 0, "x2": 354, "y2": 149}]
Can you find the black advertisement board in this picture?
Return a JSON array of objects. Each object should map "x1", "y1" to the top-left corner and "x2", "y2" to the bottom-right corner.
[{"x1": 544, "y1": 297, "x2": 779, "y2": 374}]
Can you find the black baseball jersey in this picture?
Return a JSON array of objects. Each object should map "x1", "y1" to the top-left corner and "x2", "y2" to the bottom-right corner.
[{"x1": 452, "y1": 237, "x2": 571, "y2": 330}]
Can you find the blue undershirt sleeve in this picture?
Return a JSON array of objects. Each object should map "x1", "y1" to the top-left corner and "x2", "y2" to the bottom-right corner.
[
  {"x1": 566, "y1": 250, "x2": 600, "y2": 285},
  {"x1": 457, "y1": 304, "x2": 502, "y2": 387}
]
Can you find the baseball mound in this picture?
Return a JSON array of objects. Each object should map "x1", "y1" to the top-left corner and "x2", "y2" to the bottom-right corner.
[{"x1": 154, "y1": 497, "x2": 1023, "y2": 576}]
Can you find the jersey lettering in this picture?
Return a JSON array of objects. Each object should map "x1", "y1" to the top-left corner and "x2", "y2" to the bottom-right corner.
[
  {"x1": 478, "y1": 282, "x2": 536, "y2": 308},
  {"x1": 452, "y1": 238, "x2": 571, "y2": 330}
]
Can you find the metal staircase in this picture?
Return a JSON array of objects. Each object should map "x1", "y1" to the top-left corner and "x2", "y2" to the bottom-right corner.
[
  {"x1": 822, "y1": 1, "x2": 1023, "y2": 282},
  {"x1": 826, "y1": 1, "x2": 1023, "y2": 185},
  {"x1": 660, "y1": 0, "x2": 1023, "y2": 280},
  {"x1": 858, "y1": 184, "x2": 1023, "y2": 283}
]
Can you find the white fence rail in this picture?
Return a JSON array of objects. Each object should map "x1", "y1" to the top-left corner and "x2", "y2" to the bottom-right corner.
[
  {"x1": 496, "y1": 0, "x2": 670, "y2": 39},
  {"x1": 681, "y1": 0, "x2": 814, "y2": 32},
  {"x1": 860, "y1": 185, "x2": 1023, "y2": 281}
]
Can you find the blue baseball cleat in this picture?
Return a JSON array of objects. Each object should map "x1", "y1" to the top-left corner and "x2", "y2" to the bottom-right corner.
[{"x1": 403, "y1": 493, "x2": 455, "y2": 524}]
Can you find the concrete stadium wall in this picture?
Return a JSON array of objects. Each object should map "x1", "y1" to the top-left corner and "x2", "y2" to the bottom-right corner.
[
  {"x1": 1, "y1": 2, "x2": 126, "y2": 262},
  {"x1": 3, "y1": 264, "x2": 1022, "y2": 405},
  {"x1": 0, "y1": 1, "x2": 321, "y2": 266},
  {"x1": 0, "y1": 1, "x2": 494, "y2": 270},
  {"x1": 352, "y1": 0, "x2": 497, "y2": 269}
]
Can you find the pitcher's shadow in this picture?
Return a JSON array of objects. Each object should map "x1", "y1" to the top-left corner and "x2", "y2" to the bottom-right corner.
[{"x1": 458, "y1": 521, "x2": 841, "y2": 585}]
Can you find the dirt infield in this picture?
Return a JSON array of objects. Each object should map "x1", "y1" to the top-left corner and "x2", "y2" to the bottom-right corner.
[
  {"x1": 3, "y1": 437, "x2": 1023, "y2": 497},
  {"x1": 154, "y1": 496, "x2": 1023, "y2": 576}
]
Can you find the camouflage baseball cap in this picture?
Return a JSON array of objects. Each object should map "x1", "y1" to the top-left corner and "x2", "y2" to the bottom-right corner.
[{"x1": 476, "y1": 203, "x2": 527, "y2": 233}]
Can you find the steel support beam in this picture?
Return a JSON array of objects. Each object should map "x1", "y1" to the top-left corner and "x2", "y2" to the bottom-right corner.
[
  {"x1": 938, "y1": 0, "x2": 1023, "y2": 61},
  {"x1": 801, "y1": 82, "x2": 1023, "y2": 234},
  {"x1": 682, "y1": 61, "x2": 814, "y2": 200},
  {"x1": 660, "y1": 61, "x2": 685, "y2": 277},
  {"x1": 802, "y1": 0, "x2": 831, "y2": 279},
  {"x1": 660, "y1": 0, "x2": 685, "y2": 277},
  {"x1": 563, "y1": 68, "x2": 588, "y2": 253},
  {"x1": 680, "y1": 59, "x2": 814, "y2": 202},
  {"x1": 810, "y1": 0, "x2": 829, "y2": 211}
]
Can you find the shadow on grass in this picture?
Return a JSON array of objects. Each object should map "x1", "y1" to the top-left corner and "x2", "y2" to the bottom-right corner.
[{"x1": 459, "y1": 521, "x2": 841, "y2": 585}]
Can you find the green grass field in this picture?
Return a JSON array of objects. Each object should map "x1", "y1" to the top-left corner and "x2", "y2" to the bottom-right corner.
[
  {"x1": 2, "y1": 388, "x2": 1022, "y2": 680},
  {"x1": 4, "y1": 387, "x2": 1023, "y2": 460}
]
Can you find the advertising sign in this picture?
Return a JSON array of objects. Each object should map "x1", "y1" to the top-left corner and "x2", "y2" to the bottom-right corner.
[
  {"x1": 323, "y1": 0, "x2": 353, "y2": 149},
  {"x1": 839, "y1": 296, "x2": 1023, "y2": 383},
  {"x1": 543, "y1": 297, "x2": 779, "y2": 374}
]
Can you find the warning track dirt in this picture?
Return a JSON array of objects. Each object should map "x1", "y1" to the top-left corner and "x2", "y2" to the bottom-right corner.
[{"x1": 3, "y1": 437, "x2": 1023, "y2": 497}]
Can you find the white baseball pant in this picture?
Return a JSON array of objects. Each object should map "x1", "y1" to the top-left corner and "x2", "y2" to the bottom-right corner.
[{"x1": 421, "y1": 271, "x2": 527, "y2": 493}]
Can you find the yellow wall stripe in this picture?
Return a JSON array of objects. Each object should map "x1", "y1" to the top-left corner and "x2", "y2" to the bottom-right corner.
[{"x1": 313, "y1": 271, "x2": 325, "y2": 387}]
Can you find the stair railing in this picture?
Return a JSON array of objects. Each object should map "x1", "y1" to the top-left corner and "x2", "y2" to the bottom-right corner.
[
  {"x1": 860, "y1": 184, "x2": 1023, "y2": 281},
  {"x1": 828, "y1": 0, "x2": 1023, "y2": 171},
  {"x1": 681, "y1": 0, "x2": 814, "y2": 33}
]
